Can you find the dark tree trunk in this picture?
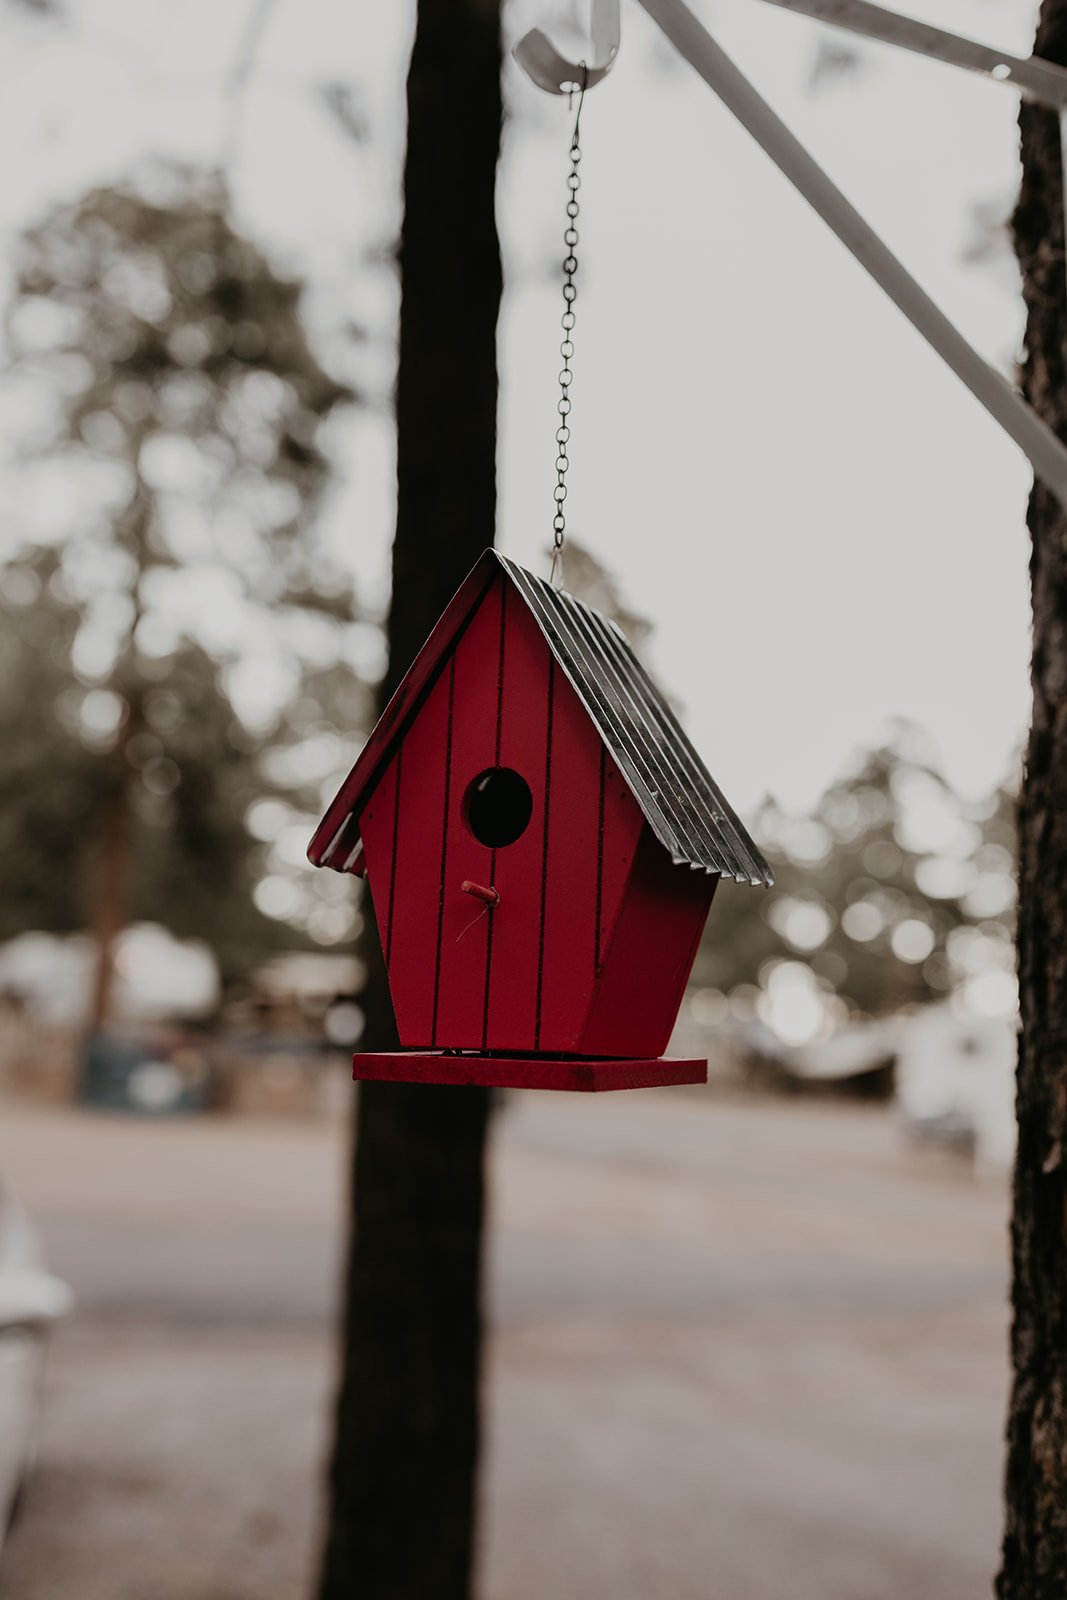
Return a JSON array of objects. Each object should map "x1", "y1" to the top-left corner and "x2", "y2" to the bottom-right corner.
[
  {"x1": 317, "y1": 3, "x2": 502, "y2": 1597},
  {"x1": 999, "y1": 4, "x2": 1067, "y2": 1593}
]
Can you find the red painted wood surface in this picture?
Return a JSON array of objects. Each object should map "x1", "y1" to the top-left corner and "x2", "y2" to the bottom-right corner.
[
  {"x1": 597, "y1": 753, "x2": 641, "y2": 975},
  {"x1": 537, "y1": 711, "x2": 645, "y2": 1052},
  {"x1": 357, "y1": 567, "x2": 718, "y2": 1060},
  {"x1": 352, "y1": 1052, "x2": 708, "y2": 1092},
  {"x1": 483, "y1": 587, "x2": 552, "y2": 1048},
  {"x1": 359, "y1": 660, "x2": 454, "y2": 1045},
  {"x1": 535, "y1": 655, "x2": 598, "y2": 1050},
  {"x1": 308, "y1": 555, "x2": 498, "y2": 868},
  {"x1": 580, "y1": 825, "x2": 718, "y2": 1059},
  {"x1": 358, "y1": 749, "x2": 399, "y2": 962},
  {"x1": 433, "y1": 577, "x2": 504, "y2": 1048}
]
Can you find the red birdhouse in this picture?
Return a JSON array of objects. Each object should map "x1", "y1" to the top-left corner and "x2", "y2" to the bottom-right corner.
[{"x1": 308, "y1": 551, "x2": 772, "y2": 1091}]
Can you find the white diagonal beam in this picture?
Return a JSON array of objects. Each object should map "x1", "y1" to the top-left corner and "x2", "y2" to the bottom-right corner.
[
  {"x1": 635, "y1": 0, "x2": 1067, "y2": 512},
  {"x1": 749, "y1": 0, "x2": 1067, "y2": 109}
]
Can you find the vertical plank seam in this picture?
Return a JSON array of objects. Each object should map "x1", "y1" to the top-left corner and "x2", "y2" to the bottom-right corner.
[
  {"x1": 385, "y1": 745, "x2": 403, "y2": 969},
  {"x1": 483, "y1": 580, "x2": 508, "y2": 1050},
  {"x1": 431, "y1": 656, "x2": 456, "y2": 1048},
  {"x1": 482, "y1": 847, "x2": 497, "y2": 1051},
  {"x1": 494, "y1": 579, "x2": 506, "y2": 766},
  {"x1": 534, "y1": 653, "x2": 555, "y2": 1052},
  {"x1": 595, "y1": 745, "x2": 606, "y2": 974}
]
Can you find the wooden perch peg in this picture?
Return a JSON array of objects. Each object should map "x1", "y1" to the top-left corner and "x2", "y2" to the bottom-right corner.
[{"x1": 461, "y1": 879, "x2": 500, "y2": 908}]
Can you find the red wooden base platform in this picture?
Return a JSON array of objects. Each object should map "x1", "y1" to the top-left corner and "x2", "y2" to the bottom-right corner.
[{"x1": 351, "y1": 1052, "x2": 707, "y2": 1092}]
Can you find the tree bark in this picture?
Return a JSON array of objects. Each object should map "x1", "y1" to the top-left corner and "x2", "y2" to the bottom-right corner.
[
  {"x1": 1000, "y1": 4, "x2": 1067, "y2": 1592},
  {"x1": 317, "y1": 3, "x2": 502, "y2": 1597}
]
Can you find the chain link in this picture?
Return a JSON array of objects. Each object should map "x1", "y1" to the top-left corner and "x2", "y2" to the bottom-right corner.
[{"x1": 550, "y1": 71, "x2": 586, "y2": 592}]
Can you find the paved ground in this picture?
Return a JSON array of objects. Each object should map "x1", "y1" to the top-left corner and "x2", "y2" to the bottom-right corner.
[{"x1": 0, "y1": 1088, "x2": 1010, "y2": 1599}]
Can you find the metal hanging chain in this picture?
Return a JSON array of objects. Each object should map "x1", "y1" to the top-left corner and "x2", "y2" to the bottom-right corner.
[{"x1": 550, "y1": 69, "x2": 587, "y2": 592}]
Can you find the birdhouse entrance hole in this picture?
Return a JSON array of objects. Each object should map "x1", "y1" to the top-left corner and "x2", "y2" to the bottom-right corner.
[{"x1": 464, "y1": 767, "x2": 533, "y2": 848}]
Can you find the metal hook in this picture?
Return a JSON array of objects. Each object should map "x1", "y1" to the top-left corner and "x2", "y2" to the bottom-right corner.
[{"x1": 513, "y1": 0, "x2": 620, "y2": 95}]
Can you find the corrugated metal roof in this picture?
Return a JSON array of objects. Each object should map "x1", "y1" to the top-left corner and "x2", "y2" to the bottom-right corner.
[
  {"x1": 498, "y1": 556, "x2": 772, "y2": 885},
  {"x1": 310, "y1": 550, "x2": 772, "y2": 887}
]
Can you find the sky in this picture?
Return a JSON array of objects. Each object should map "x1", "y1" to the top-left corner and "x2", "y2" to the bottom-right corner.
[{"x1": 0, "y1": 0, "x2": 1042, "y2": 816}]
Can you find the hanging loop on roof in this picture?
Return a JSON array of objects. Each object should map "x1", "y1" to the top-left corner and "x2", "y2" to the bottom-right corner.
[
  {"x1": 550, "y1": 69, "x2": 587, "y2": 592},
  {"x1": 513, "y1": 0, "x2": 620, "y2": 95}
]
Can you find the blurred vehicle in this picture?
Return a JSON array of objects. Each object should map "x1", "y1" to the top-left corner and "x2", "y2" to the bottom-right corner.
[
  {"x1": 79, "y1": 1028, "x2": 214, "y2": 1116},
  {"x1": 0, "y1": 1181, "x2": 72, "y2": 1547}
]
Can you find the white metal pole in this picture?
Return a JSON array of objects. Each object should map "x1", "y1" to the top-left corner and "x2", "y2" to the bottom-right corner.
[
  {"x1": 746, "y1": 0, "x2": 1067, "y2": 109},
  {"x1": 635, "y1": 0, "x2": 1067, "y2": 513}
]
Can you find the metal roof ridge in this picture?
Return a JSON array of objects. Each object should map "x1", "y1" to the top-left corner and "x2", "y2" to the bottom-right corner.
[
  {"x1": 311, "y1": 549, "x2": 771, "y2": 888},
  {"x1": 499, "y1": 554, "x2": 772, "y2": 886}
]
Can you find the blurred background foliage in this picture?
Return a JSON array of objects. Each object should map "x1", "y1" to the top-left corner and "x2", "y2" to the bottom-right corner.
[
  {"x1": 690, "y1": 731, "x2": 1017, "y2": 1044},
  {"x1": 0, "y1": 168, "x2": 377, "y2": 1004}
]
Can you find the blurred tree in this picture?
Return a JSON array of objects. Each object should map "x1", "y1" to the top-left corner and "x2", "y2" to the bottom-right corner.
[
  {"x1": 691, "y1": 727, "x2": 1017, "y2": 1036},
  {"x1": 0, "y1": 173, "x2": 368, "y2": 1011},
  {"x1": 317, "y1": 2, "x2": 502, "y2": 1597},
  {"x1": 999, "y1": 2, "x2": 1067, "y2": 1591},
  {"x1": 0, "y1": 545, "x2": 372, "y2": 983},
  {"x1": 0, "y1": 547, "x2": 275, "y2": 973}
]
